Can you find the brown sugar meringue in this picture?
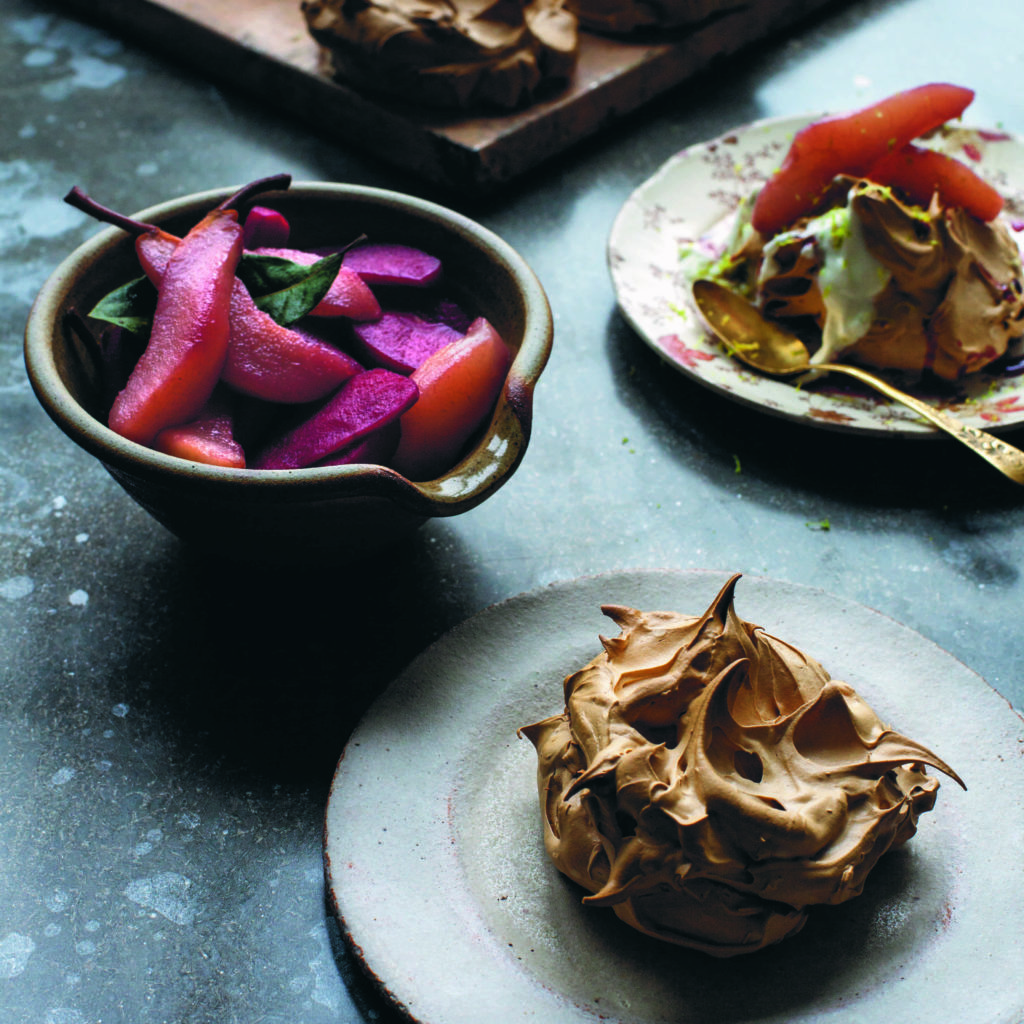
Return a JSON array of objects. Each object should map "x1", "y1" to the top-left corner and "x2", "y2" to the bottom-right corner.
[
  {"x1": 519, "y1": 574, "x2": 964, "y2": 957},
  {"x1": 301, "y1": 0, "x2": 579, "y2": 110},
  {"x1": 732, "y1": 178, "x2": 1024, "y2": 381}
]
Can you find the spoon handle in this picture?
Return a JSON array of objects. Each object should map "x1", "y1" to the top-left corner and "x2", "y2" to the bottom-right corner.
[{"x1": 819, "y1": 362, "x2": 1024, "y2": 485}]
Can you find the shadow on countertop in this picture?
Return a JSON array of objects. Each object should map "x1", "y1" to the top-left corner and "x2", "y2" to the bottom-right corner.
[
  {"x1": 607, "y1": 308, "x2": 1024, "y2": 512},
  {"x1": 105, "y1": 523, "x2": 495, "y2": 795}
]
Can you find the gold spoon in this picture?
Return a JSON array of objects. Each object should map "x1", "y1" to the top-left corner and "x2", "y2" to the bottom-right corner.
[{"x1": 692, "y1": 278, "x2": 1024, "y2": 485}]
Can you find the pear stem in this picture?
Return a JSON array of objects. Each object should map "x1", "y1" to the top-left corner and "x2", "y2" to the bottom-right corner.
[
  {"x1": 64, "y1": 187, "x2": 157, "y2": 237},
  {"x1": 64, "y1": 173, "x2": 294, "y2": 238}
]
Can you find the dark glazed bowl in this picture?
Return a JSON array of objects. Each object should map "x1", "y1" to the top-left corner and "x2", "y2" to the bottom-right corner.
[{"x1": 24, "y1": 182, "x2": 553, "y2": 564}]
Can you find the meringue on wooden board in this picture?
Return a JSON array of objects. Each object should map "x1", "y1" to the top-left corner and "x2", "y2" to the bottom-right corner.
[
  {"x1": 301, "y1": 0, "x2": 579, "y2": 110},
  {"x1": 299, "y1": 0, "x2": 747, "y2": 109}
]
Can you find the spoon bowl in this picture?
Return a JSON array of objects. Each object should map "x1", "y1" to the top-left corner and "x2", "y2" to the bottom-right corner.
[
  {"x1": 691, "y1": 278, "x2": 813, "y2": 375},
  {"x1": 692, "y1": 278, "x2": 1024, "y2": 485}
]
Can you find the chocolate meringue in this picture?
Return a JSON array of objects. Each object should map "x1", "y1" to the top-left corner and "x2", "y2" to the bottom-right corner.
[
  {"x1": 301, "y1": 0, "x2": 578, "y2": 110},
  {"x1": 519, "y1": 574, "x2": 963, "y2": 957},
  {"x1": 731, "y1": 178, "x2": 1024, "y2": 380}
]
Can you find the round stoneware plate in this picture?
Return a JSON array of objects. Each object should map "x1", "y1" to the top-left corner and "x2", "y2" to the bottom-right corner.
[
  {"x1": 608, "y1": 117, "x2": 1024, "y2": 437},
  {"x1": 324, "y1": 568, "x2": 1024, "y2": 1024}
]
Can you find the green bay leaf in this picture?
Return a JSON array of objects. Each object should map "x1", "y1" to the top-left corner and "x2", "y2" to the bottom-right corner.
[
  {"x1": 88, "y1": 275, "x2": 157, "y2": 334},
  {"x1": 237, "y1": 251, "x2": 343, "y2": 326}
]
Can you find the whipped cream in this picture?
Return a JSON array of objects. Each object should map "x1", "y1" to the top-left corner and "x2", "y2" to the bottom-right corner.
[{"x1": 759, "y1": 200, "x2": 891, "y2": 365}]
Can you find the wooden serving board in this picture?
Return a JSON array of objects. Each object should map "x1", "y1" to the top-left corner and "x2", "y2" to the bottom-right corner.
[{"x1": 60, "y1": 0, "x2": 841, "y2": 194}]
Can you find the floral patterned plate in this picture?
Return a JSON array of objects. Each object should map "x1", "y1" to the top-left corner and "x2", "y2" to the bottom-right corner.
[{"x1": 608, "y1": 115, "x2": 1024, "y2": 437}]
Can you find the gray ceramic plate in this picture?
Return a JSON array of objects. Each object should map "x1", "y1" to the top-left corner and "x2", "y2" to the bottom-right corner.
[{"x1": 324, "y1": 569, "x2": 1024, "y2": 1023}]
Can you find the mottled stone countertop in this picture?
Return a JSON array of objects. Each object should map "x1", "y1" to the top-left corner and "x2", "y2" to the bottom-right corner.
[{"x1": 2, "y1": 1, "x2": 1022, "y2": 1021}]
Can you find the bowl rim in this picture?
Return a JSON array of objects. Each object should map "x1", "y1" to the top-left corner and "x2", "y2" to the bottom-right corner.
[{"x1": 24, "y1": 181, "x2": 553, "y2": 515}]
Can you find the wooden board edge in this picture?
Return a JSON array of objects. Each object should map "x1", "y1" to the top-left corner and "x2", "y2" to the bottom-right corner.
[{"x1": 55, "y1": 0, "x2": 845, "y2": 194}]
